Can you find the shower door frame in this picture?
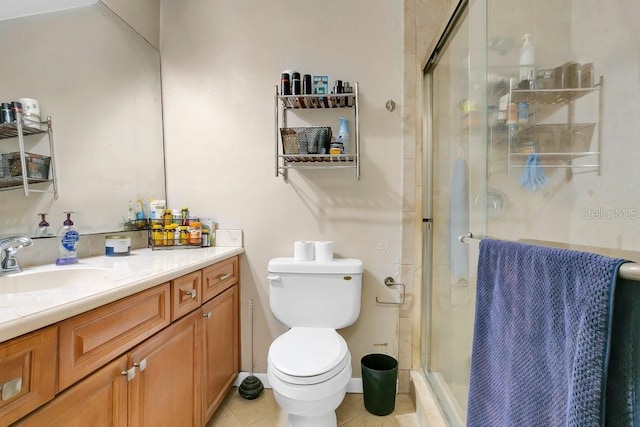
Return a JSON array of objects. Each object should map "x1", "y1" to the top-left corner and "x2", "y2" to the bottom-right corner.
[{"x1": 420, "y1": 0, "x2": 488, "y2": 424}]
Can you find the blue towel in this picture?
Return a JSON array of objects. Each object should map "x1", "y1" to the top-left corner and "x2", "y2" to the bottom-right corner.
[
  {"x1": 606, "y1": 278, "x2": 640, "y2": 426},
  {"x1": 467, "y1": 239, "x2": 626, "y2": 426},
  {"x1": 449, "y1": 157, "x2": 469, "y2": 278}
]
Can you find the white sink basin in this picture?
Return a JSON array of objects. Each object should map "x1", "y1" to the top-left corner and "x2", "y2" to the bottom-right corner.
[{"x1": 0, "y1": 266, "x2": 111, "y2": 295}]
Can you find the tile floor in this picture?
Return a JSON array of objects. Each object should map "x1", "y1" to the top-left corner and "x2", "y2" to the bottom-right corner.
[{"x1": 207, "y1": 387, "x2": 419, "y2": 427}]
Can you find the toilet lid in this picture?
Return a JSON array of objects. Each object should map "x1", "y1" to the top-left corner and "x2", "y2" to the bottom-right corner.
[{"x1": 269, "y1": 328, "x2": 349, "y2": 383}]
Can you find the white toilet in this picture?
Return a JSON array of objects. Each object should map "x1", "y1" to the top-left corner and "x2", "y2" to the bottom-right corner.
[{"x1": 267, "y1": 257, "x2": 363, "y2": 427}]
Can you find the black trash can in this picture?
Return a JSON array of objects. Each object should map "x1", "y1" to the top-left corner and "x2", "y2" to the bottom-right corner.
[{"x1": 361, "y1": 353, "x2": 398, "y2": 416}]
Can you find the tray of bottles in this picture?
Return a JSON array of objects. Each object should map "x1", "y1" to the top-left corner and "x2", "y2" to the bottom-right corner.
[{"x1": 147, "y1": 218, "x2": 210, "y2": 250}]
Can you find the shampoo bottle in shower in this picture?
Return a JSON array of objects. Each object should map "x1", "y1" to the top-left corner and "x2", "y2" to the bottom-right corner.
[
  {"x1": 337, "y1": 117, "x2": 350, "y2": 154},
  {"x1": 55, "y1": 212, "x2": 79, "y2": 265}
]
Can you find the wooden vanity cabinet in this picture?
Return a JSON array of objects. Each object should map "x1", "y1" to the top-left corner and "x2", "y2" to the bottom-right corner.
[
  {"x1": 15, "y1": 311, "x2": 201, "y2": 427},
  {"x1": 6, "y1": 255, "x2": 240, "y2": 426},
  {"x1": 0, "y1": 326, "x2": 57, "y2": 426}
]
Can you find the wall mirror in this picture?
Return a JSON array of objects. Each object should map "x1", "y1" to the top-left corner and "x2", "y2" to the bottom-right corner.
[{"x1": 0, "y1": 0, "x2": 165, "y2": 237}]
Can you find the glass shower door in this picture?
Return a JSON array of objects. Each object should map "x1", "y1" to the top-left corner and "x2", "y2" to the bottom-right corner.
[{"x1": 422, "y1": 0, "x2": 487, "y2": 424}]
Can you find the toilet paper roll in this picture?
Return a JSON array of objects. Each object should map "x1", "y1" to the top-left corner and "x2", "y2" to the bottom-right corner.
[
  {"x1": 314, "y1": 241, "x2": 334, "y2": 262},
  {"x1": 294, "y1": 241, "x2": 315, "y2": 261}
]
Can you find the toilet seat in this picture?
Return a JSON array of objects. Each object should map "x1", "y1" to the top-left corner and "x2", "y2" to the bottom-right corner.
[{"x1": 269, "y1": 327, "x2": 349, "y2": 385}]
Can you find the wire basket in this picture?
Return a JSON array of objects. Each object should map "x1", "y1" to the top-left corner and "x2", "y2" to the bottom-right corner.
[
  {"x1": 0, "y1": 152, "x2": 50, "y2": 179},
  {"x1": 280, "y1": 127, "x2": 332, "y2": 155},
  {"x1": 512, "y1": 123, "x2": 595, "y2": 154},
  {"x1": 147, "y1": 217, "x2": 206, "y2": 250}
]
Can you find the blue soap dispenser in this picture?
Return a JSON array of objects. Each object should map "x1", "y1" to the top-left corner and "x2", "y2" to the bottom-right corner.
[{"x1": 56, "y1": 211, "x2": 79, "y2": 265}]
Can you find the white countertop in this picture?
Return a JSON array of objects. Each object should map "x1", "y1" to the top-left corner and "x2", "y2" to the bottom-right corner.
[{"x1": 0, "y1": 246, "x2": 244, "y2": 343}]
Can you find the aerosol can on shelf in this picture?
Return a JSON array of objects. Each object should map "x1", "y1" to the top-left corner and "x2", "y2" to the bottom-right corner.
[
  {"x1": 337, "y1": 117, "x2": 350, "y2": 154},
  {"x1": 56, "y1": 211, "x2": 79, "y2": 265}
]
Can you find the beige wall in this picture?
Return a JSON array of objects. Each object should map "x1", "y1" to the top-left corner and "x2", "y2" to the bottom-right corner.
[
  {"x1": 160, "y1": 0, "x2": 405, "y2": 385},
  {"x1": 102, "y1": 0, "x2": 160, "y2": 48}
]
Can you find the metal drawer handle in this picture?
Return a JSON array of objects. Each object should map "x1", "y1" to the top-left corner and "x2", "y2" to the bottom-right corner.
[
  {"x1": 218, "y1": 273, "x2": 232, "y2": 281},
  {"x1": 203, "y1": 311, "x2": 212, "y2": 319},
  {"x1": 134, "y1": 359, "x2": 147, "y2": 372},
  {"x1": 121, "y1": 367, "x2": 136, "y2": 381},
  {"x1": 180, "y1": 289, "x2": 198, "y2": 301},
  {"x1": 1, "y1": 377, "x2": 22, "y2": 401}
]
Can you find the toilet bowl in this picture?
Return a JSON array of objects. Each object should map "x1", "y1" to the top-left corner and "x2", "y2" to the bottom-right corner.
[
  {"x1": 267, "y1": 328, "x2": 351, "y2": 426},
  {"x1": 267, "y1": 257, "x2": 363, "y2": 427}
]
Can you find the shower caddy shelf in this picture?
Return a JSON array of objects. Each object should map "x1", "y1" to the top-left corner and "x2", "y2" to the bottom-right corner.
[
  {"x1": 274, "y1": 83, "x2": 360, "y2": 182},
  {"x1": 504, "y1": 75, "x2": 603, "y2": 179},
  {"x1": 0, "y1": 114, "x2": 58, "y2": 197}
]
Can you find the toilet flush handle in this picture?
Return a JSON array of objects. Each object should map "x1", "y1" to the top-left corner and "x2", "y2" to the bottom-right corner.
[{"x1": 267, "y1": 275, "x2": 281, "y2": 282}]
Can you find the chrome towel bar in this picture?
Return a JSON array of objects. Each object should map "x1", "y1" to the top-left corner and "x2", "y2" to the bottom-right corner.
[{"x1": 458, "y1": 233, "x2": 640, "y2": 282}]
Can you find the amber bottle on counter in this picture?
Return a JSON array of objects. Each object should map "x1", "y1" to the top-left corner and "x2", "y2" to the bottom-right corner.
[
  {"x1": 152, "y1": 223, "x2": 163, "y2": 246},
  {"x1": 165, "y1": 223, "x2": 178, "y2": 246},
  {"x1": 188, "y1": 221, "x2": 201, "y2": 245},
  {"x1": 179, "y1": 226, "x2": 189, "y2": 245}
]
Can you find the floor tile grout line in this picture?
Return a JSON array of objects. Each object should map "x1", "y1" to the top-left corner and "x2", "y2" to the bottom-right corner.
[{"x1": 209, "y1": 387, "x2": 419, "y2": 426}]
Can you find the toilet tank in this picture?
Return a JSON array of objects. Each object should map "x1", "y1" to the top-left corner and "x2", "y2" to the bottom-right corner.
[{"x1": 268, "y1": 257, "x2": 363, "y2": 329}]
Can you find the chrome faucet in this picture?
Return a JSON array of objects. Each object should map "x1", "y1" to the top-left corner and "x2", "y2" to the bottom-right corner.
[{"x1": 0, "y1": 236, "x2": 34, "y2": 275}]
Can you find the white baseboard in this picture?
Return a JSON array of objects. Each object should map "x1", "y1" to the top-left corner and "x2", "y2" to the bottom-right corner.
[
  {"x1": 347, "y1": 377, "x2": 363, "y2": 393},
  {"x1": 234, "y1": 372, "x2": 364, "y2": 394}
]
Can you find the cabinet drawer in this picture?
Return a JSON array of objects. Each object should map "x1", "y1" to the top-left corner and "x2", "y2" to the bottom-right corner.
[
  {"x1": 171, "y1": 270, "x2": 202, "y2": 321},
  {"x1": 0, "y1": 326, "x2": 57, "y2": 427},
  {"x1": 58, "y1": 283, "x2": 170, "y2": 391},
  {"x1": 202, "y1": 256, "x2": 238, "y2": 302}
]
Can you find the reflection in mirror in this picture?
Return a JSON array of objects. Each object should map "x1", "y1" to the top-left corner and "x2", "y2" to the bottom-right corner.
[{"x1": 0, "y1": 1, "x2": 165, "y2": 238}]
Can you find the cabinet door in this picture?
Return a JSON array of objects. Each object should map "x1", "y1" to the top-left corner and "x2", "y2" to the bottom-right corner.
[
  {"x1": 128, "y1": 310, "x2": 201, "y2": 427},
  {"x1": 0, "y1": 326, "x2": 57, "y2": 426},
  {"x1": 171, "y1": 270, "x2": 202, "y2": 321},
  {"x1": 13, "y1": 355, "x2": 128, "y2": 427},
  {"x1": 201, "y1": 284, "x2": 239, "y2": 423},
  {"x1": 202, "y1": 256, "x2": 238, "y2": 303}
]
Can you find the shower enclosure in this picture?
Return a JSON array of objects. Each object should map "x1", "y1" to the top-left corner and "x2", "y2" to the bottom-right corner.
[
  {"x1": 421, "y1": 1, "x2": 487, "y2": 425},
  {"x1": 422, "y1": 0, "x2": 638, "y2": 424}
]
